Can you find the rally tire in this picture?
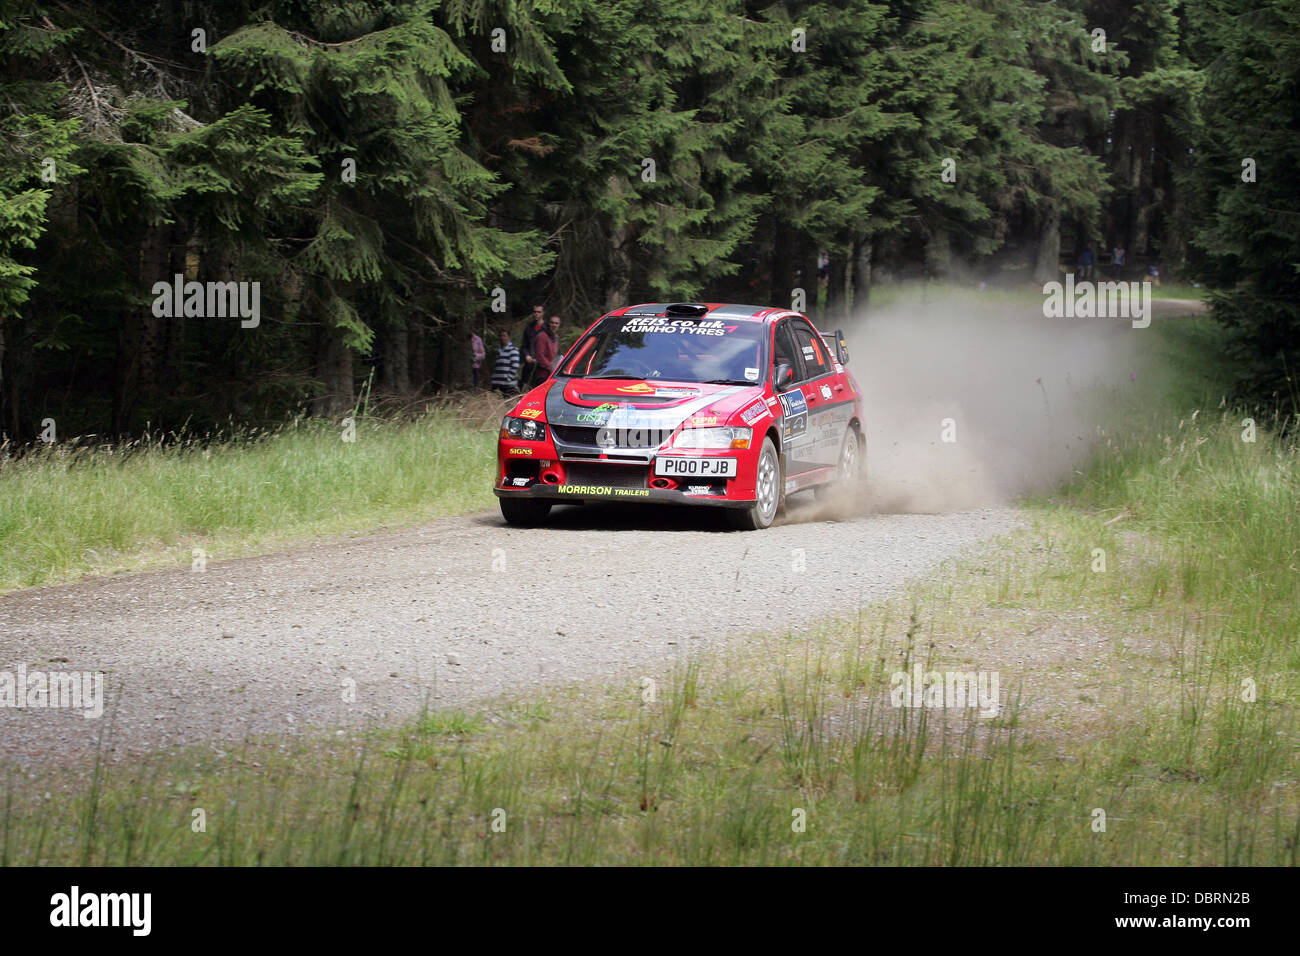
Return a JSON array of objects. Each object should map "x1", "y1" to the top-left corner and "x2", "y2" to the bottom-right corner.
[
  {"x1": 499, "y1": 497, "x2": 552, "y2": 526},
  {"x1": 816, "y1": 427, "x2": 865, "y2": 500},
  {"x1": 728, "y1": 437, "x2": 781, "y2": 531}
]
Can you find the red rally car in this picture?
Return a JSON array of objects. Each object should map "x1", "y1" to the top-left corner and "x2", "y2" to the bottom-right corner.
[{"x1": 494, "y1": 302, "x2": 865, "y2": 530}]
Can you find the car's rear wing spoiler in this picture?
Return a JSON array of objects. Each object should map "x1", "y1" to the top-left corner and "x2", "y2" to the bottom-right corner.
[{"x1": 821, "y1": 329, "x2": 849, "y2": 365}]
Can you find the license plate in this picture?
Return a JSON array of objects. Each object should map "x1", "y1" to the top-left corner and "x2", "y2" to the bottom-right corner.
[{"x1": 654, "y1": 456, "x2": 737, "y2": 478}]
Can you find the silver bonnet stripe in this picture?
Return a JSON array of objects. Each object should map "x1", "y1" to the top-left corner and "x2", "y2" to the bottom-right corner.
[{"x1": 545, "y1": 384, "x2": 751, "y2": 432}]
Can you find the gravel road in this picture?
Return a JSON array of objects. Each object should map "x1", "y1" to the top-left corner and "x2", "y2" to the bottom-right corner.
[{"x1": 0, "y1": 500, "x2": 1021, "y2": 764}]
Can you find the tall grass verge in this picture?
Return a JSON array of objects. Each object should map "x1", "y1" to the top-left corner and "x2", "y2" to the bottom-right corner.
[{"x1": 0, "y1": 397, "x2": 505, "y2": 591}]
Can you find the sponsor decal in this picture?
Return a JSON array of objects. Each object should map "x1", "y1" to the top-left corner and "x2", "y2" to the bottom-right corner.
[
  {"x1": 684, "y1": 484, "x2": 715, "y2": 496},
  {"x1": 833, "y1": 363, "x2": 844, "y2": 374},
  {"x1": 508, "y1": 447, "x2": 533, "y2": 456},
  {"x1": 820, "y1": 384, "x2": 833, "y2": 400},
  {"x1": 779, "y1": 389, "x2": 808, "y2": 440},
  {"x1": 612, "y1": 382, "x2": 698, "y2": 398},
  {"x1": 744, "y1": 367, "x2": 759, "y2": 381},
  {"x1": 801, "y1": 345, "x2": 816, "y2": 359},
  {"x1": 740, "y1": 400, "x2": 769, "y2": 426},
  {"x1": 557, "y1": 485, "x2": 650, "y2": 497},
  {"x1": 576, "y1": 402, "x2": 619, "y2": 423},
  {"x1": 620, "y1": 316, "x2": 736, "y2": 336},
  {"x1": 689, "y1": 415, "x2": 719, "y2": 426},
  {"x1": 781, "y1": 389, "x2": 808, "y2": 415},
  {"x1": 511, "y1": 477, "x2": 530, "y2": 486},
  {"x1": 519, "y1": 408, "x2": 543, "y2": 419},
  {"x1": 764, "y1": 395, "x2": 779, "y2": 408}
]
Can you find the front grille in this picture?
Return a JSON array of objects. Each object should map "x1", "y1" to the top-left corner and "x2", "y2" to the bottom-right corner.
[
  {"x1": 551, "y1": 425, "x2": 602, "y2": 445},
  {"x1": 552, "y1": 424, "x2": 671, "y2": 449},
  {"x1": 562, "y1": 462, "x2": 648, "y2": 489}
]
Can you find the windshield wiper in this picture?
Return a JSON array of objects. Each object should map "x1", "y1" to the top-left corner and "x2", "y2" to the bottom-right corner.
[{"x1": 701, "y1": 378, "x2": 757, "y2": 386}]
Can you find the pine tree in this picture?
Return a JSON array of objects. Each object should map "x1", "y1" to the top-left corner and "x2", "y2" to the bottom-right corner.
[{"x1": 1184, "y1": 0, "x2": 1300, "y2": 406}]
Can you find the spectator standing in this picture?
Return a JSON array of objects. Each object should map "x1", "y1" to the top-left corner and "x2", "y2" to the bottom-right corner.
[
  {"x1": 519, "y1": 304, "x2": 545, "y2": 388},
  {"x1": 1111, "y1": 243, "x2": 1126, "y2": 279},
  {"x1": 533, "y1": 314, "x2": 561, "y2": 383},
  {"x1": 470, "y1": 330, "x2": 485, "y2": 388},
  {"x1": 491, "y1": 329, "x2": 521, "y2": 396},
  {"x1": 1077, "y1": 243, "x2": 1095, "y2": 281}
]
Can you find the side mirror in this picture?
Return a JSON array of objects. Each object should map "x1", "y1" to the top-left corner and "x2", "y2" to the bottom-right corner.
[
  {"x1": 822, "y1": 330, "x2": 849, "y2": 365},
  {"x1": 774, "y1": 363, "x2": 794, "y2": 390}
]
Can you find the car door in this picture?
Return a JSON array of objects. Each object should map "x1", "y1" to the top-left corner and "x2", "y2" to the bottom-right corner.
[
  {"x1": 789, "y1": 319, "x2": 850, "y2": 469},
  {"x1": 772, "y1": 319, "x2": 816, "y2": 476}
]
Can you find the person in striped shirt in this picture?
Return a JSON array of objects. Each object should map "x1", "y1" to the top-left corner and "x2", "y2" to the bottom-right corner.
[{"x1": 491, "y1": 328, "x2": 521, "y2": 396}]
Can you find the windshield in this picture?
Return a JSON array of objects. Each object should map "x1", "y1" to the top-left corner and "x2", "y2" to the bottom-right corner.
[{"x1": 559, "y1": 314, "x2": 768, "y2": 385}]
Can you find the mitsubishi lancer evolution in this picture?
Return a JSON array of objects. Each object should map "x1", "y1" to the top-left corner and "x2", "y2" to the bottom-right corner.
[{"x1": 494, "y1": 302, "x2": 864, "y2": 530}]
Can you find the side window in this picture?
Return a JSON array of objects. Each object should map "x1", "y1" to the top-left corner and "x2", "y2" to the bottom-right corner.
[
  {"x1": 792, "y1": 322, "x2": 829, "y2": 379},
  {"x1": 772, "y1": 322, "x2": 804, "y2": 387}
]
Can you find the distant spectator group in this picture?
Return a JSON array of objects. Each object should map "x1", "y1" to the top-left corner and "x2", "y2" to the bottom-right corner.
[
  {"x1": 479, "y1": 302, "x2": 563, "y2": 396},
  {"x1": 1074, "y1": 241, "x2": 1155, "y2": 283}
]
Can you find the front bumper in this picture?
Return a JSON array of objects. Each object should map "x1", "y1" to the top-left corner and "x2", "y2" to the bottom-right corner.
[
  {"x1": 495, "y1": 440, "x2": 755, "y2": 509},
  {"x1": 494, "y1": 479, "x2": 754, "y2": 509}
]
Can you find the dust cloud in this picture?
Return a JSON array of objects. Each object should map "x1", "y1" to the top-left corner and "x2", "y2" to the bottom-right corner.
[{"x1": 816, "y1": 287, "x2": 1140, "y2": 515}]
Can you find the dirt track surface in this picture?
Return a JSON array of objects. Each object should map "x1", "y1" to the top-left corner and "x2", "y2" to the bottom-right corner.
[
  {"x1": 1151, "y1": 298, "x2": 1207, "y2": 316},
  {"x1": 0, "y1": 501, "x2": 1022, "y2": 763}
]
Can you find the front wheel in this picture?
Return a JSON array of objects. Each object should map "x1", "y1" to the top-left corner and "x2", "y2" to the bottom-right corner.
[
  {"x1": 727, "y1": 437, "x2": 781, "y2": 531},
  {"x1": 499, "y1": 497, "x2": 552, "y2": 526}
]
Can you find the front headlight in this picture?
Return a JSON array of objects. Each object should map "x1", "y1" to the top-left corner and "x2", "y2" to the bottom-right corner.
[
  {"x1": 501, "y1": 416, "x2": 547, "y2": 442},
  {"x1": 673, "y1": 426, "x2": 751, "y2": 450}
]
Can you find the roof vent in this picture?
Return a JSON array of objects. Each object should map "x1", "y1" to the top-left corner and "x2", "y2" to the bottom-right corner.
[{"x1": 665, "y1": 303, "x2": 709, "y2": 317}]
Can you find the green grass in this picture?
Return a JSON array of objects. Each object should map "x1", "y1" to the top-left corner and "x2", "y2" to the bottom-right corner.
[
  {"x1": 1, "y1": 313, "x2": 1294, "y2": 866},
  {"x1": 3, "y1": 365, "x2": 1296, "y2": 864},
  {"x1": 3, "y1": 470, "x2": 1295, "y2": 864},
  {"x1": 0, "y1": 403, "x2": 501, "y2": 591},
  {"x1": 1147, "y1": 283, "x2": 1207, "y2": 300}
]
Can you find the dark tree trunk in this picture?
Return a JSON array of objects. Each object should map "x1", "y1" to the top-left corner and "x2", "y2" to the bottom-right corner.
[
  {"x1": 164, "y1": 230, "x2": 200, "y2": 394},
  {"x1": 1131, "y1": 118, "x2": 1155, "y2": 254},
  {"x1": 825, "y1": 253, "x2": 848, "y2": 324},
  {"x1": 852, "y1": 234, "x2": 874, "y2": 314},
  {"x1": 0, "y1": 315, "x2": 15, "y2": 440},
  {"x1": 438, "y1": 313, "x2": 472, "y2": 390},
  {"x1": 378, "y1": 318, "x2": 411, "y2": 396},
  {"x1": 926, "y1": 228, "x2": 952, "y2": 281},
  {"x1": 796, "y1": 238, "x2": 819, "y2": 317},
  {"x1": 1033, "y1": 203, "x2": 1061, "y2": 284},
  {"x1": 769, "y1": 223, "x2": 795, "y2": 309},
  {"x1": 137, "y1": 223, "x2": 170, "y2": 398},
  {"x1": 605, "y1": 221, "x2": 632, "y2": 313},
  {"x1": 312, "y1": 320, "x2": 354, "y2": 417},
  {"x1": 408, "y1": 313, "x2": 428, "y2": 394},
  {"x1": 603, "y1": 176, "x2": 632, "y2": 311},
  {"x1": 1112, "y1": 111, "x2": 1134, "y2": 248}
]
